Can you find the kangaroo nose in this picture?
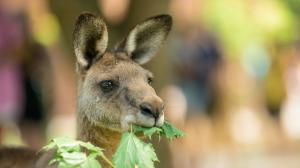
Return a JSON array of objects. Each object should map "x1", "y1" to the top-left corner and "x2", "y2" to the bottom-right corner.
[{"x1": 140, "y1": 102, "x2": 159, "y2": 119}]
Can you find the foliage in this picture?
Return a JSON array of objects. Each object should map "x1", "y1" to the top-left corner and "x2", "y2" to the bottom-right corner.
[
  {"x1": 42, "y1": 122, "x2": 185, "y2": 168},
  {"x1": 112, "y1": 132, "x2": 158, "y2": 168},
  {"x1": 133, "y1": 121, "x2": 185, "y2": 140},
  {"x1": 203, "y1": 0, "x2": 297, "y2": 56},
  {"x1": 42, "y1": 137, "x2": 104, "y2": 168},
  {"x1": 161, "y1": 121, "x2": 185, "y2": 140}
]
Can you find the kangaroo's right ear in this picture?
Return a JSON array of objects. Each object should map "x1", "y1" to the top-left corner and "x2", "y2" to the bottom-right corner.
[{"x1": 73, "y1": 13, "x2": 108, "y2": 70}]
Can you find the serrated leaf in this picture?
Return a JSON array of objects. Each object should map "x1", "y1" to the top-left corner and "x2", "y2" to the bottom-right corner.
[
  {"x1": 79, "y1": 142, "x2": 103, "y2": 155},
  {"x1": 43, "y1": 137, "x2": 106, "y2": 168},
  {"x1": 133, "y1": 121, "x2": 185, "y2": 141},
  {"x1": 113, "y1": 132, "x2": 158, "y2": 168},
  {"x1": 58, "y1": 161, "x2": 77, "y2": 168},
  {"x1": 81, "y1": 156, "x2": 102, "y2": 168},
  {"x1": 54, "y1": 137, "x2": 81, "y2": 152},
  {"x1": 133, "y1": 126, "x2": 163, "y2": 139},
  {"x1": 42, "y1": 120, "x2": 185, "y2": 168},
  {"x1": 87, "y1": 153, "x2": 98, "y2": 160},
  {"x1": 43, "y1": 137, "x2": 81, "y2": 153},
  {"x1": 161, "y1": 121, "x2": 185, "y2": 140},
  {"x1": 143, "y1": 127, "x2": 163, "y2": 139},
  {"x1": 61, "y1": 152, "x2": 87, "y2": 165}
]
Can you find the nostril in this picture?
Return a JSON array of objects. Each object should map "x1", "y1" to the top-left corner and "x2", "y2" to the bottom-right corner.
[{"x1": 140, "y1": 103, "x2": 156, "y2": 118}]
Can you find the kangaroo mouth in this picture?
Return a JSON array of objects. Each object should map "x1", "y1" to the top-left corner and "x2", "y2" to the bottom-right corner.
[
  {"x1": 120, "y1": 112, "x2": 164, "y2": 131},
  {"x1": 154, "y1": 114, "x2": 164, "y2": 127}
]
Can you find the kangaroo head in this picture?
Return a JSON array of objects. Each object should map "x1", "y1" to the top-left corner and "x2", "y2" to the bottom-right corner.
[{"x1": 73, "y1": 13, "x2": 172, "y2": 131}]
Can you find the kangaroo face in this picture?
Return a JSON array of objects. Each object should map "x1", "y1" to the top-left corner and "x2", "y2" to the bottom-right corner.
[{"x1": 74, "y1": 13, "x2": 172, "y2": 131}]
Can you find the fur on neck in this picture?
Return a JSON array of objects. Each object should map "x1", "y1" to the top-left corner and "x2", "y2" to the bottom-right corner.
[{"x1": 77, "y1": 113, "x2": 121, "y2": 162}]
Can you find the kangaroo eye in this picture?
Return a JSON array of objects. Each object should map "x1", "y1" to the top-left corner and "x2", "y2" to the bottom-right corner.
[
  {"x1": 100, "y1": 80, "x2": 118, "y2": 92},
  {"x1": 147, "y1": 78, "x2": 153, "y2": 85}
]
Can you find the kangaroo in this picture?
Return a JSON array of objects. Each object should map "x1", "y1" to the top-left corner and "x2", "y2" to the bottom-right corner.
[
  {"x1": 0, "y1": 13, "x2": 172, "y2": 168},
  {"x1": 74, "y1": 12, "x2": 172, "y2": 164}
]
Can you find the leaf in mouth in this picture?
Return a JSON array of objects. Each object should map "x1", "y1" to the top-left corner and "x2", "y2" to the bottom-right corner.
[
  {"x1": 133, "y1": 121, "x2": 185, "y2": 141},
  {"x1": 113, "y1": 132, "x2": 158, "y2": 168}
]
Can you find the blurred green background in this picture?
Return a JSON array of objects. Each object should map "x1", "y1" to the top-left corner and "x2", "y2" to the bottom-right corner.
[{"x1": 1, "y1": 0, "x2": 300, "y2": 167}]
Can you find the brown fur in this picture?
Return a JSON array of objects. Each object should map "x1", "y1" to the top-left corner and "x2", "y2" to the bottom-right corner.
[
  {"x1": 0, "y1": 147, "x2": 37, "y2": 168},
  {"x1": 0, "y1": 13, "x2": 172, "y2": 168},
  {"x1": 74, "y1": 12, "x2": 172, "y2": 165},
  {"x1": 77, "y1": 114, "x2": 121, "y2": 167}
]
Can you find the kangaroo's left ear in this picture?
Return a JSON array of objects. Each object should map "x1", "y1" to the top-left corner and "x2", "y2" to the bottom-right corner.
[{"x1": 115, "y1": 14, "x2": 172, "y2": 64}]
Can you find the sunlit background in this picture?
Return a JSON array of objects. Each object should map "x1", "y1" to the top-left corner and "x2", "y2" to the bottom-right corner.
[{"x1": 1, "y1": 0, "x2": 300, "y2": 167}]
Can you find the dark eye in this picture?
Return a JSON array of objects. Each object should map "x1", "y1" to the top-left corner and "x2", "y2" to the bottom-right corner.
[
  {"x1": 100, "y1": 80, "x2": 118, "y2": 92},
  {"x1": 147, "y1": 78, "x2": 153, "y2": 85}
]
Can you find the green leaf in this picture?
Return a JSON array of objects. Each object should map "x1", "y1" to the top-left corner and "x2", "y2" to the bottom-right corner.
[
  {"x1": 43, "y1": 137, "x2": 106, "y2": 168},
  {"x1": 81, "y1": 156, "x2": 102, "y2": 168},
  {"x1": 144, "y1": 127, "x2": 163, "y2": 139},
  {"x1": 42, "y1": 137, "x2": 82, "y2": 153},
  {"x1": 58, "y1": 161, "x2": 78, "y2": 168},
  {"x1": 61, "y1": 152, "x2": 87, "y2": 165},
  {"x1": 54, "y1": 137, "x2": 82, "y2": 152},
  {"x1": 133, "y1": 121, "x2": 185, "y2": 141},
  {"x1": 133, "y1": 126, "x2": 163, "y2": 139},
  {"x1": 79, "y1": 142, "x2": 103, "y2": 156},
  {"x1": 113, "y1": 132, "x2": 158, "y2": 168},
  {"x1": 42, "y1": 120, "x2": 185, "y2": 168},
  {"x1": 41, "y1": 142, "x2": 56, "y2": 152},
  {"x1": 161, "y1": 121, "x2": 185, "y2": 140}
]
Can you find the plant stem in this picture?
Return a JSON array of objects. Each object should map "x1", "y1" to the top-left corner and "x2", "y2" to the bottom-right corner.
[{"x1": 100, "y1": 155, "x2": 115, "y2": 168}]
